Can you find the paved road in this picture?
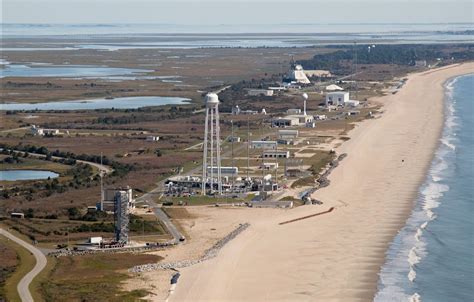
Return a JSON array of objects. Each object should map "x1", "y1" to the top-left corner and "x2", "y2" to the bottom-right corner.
[{"x1": 0, "y1": 228, "x2": 47, "y2": 302}]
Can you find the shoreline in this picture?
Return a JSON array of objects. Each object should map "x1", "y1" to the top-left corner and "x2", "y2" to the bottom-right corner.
[
  {"x1": 375, "y1": 71, "x2": 474, "y2": 300},
  {"x1": 161, "y1": 63, "x2": 474, "y2": 301}
]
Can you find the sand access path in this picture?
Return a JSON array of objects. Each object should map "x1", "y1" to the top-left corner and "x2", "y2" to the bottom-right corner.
[{"x1": 170, "y1": 63, "x2": 474, "y2": 302}]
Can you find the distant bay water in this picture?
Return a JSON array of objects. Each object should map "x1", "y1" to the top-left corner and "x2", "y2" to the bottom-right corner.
[
  {"x1": 1, "y1": 23, "x2": 473, "y2": 50},
  {"x1": 375, "y1": 74, "x2": 474, "y2": 302}
]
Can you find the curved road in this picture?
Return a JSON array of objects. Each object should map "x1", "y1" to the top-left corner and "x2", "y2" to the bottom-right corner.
[
  {"x1": 1, "y1": 148, "x2": 113, "y2": 175},
  {"x1": 0, "y1": 228, "x2": 47, "y2": 302}
]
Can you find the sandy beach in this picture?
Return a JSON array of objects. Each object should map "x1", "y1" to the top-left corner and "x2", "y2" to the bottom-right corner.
[{"x1": 163, "y1": 63, "x2": 474, "y2": 302}]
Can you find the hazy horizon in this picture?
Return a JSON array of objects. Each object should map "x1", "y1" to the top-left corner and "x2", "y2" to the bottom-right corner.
[{"x1": 2, "y1": 0, "x2": 473, "y2": 24}]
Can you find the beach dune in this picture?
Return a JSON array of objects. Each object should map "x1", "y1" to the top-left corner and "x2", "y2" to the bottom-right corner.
[{"x1": 170, "y1": 63, "x2": 474, "y2": 302}]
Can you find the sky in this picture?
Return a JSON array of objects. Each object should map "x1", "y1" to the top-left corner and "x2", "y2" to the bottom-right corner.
[{"x1": 1, "y1": 0, "x2": 473, "y2": 24}]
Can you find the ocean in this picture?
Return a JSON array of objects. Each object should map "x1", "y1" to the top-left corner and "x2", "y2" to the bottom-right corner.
[{"x1": 375, "y1": 74, "x2": 474, "y2": 301}]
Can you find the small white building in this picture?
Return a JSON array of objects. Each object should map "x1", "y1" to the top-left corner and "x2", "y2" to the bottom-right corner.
[
  {"x1": 88, "y1": 237, "x2": 103, "y2": 245},
  {"x1": 268, "y1": 86, "x2": 287, "y2": 91},
  {"x1": 227, "y1": 136, "x2": 241, "y2": 143},
  {"x1": 326, "y1": 92, "x2": 349, "y2": 106},
  {"x1": 251, "y1": 141, "x2": 277, "y2": 150},
  {"x1": 30, "y1": 125, "x2": 59, "y2": 136},
  {"x1": 278, "y1": 129, "x2": 299, "y2": 139},
  {"x1": 325, "y1": 84, "x2": 344, "y2": 91},
  {"x1": 344, "y1": 100, "x2": 360, "y2": 107},
  {"x1": 347, "y1": 111, "x2": 360, "y2": 116},
  {"x1": 292, "y1": 114, "x2": 314, "y2": 124},
  {"x1": 314, "y1": 115, "x2": 327, "y2": 120},
  {"x1": 286, "y1": 108, "x2": 302, "y2": 115},
  {"x1": 272, "y1": 117, "x2": 300, "y2": 127},
  {"x1": 231, "y1": 105, "x2": 241, "y2": 115},
  {"x1": 306, "y1": 122, "x2": 316, "y2": 128},
  {"x1": 263, "y1": 150, "x2": 290, "y2": 158},
  {"x1": 146, "y1": 136, "x2": 160, "y2": 141},
  {"x1": 262, "y1": 162, "x2": 279, "y2": 170},
  {"x1": 247, "y1": 89, "x2": 274, "y2": 97}
]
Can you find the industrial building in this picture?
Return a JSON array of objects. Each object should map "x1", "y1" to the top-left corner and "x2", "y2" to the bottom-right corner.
[
  {"x1": 251, "y1": 140, "x2": 277, "y2": 150},
  {"x1": 287, "y1": 64, "x2": 311, "y2": 84},
  {"x1": 207, "y1": 166, "x2": 239, "y2": 176},
  {"x1": 263, "y1": 150, "x2": 290, "y2": 158},
  {"x1": 262, "y1": 162, "x2": 279, "y2": 170},
  {"x1": 146, "y1": 136, "x2": 160, "y2": 141},
  {"x1": 227, "y1": 136, "x2": 241, "y2": 142},
  {"x1": 98, "y1": 187, "x2": 135, "y2": 211},
  {"x1": 278, "y1": 129, "x2": 299, "y2": 139},
  {"x1": 30, "y1": 125, "x2": 59, "y2": 136},
  {"x1": 272, "y1": 114, "x2": 313, "y2": 127},
  {"x1": 326, "y1": 92, "x2": 349, "y2": 106},
  {"x1": 231, "y1": 105, "x2": 259, "y2": 115},
  {"x1": 286, "y1": 108, "x2": 302, "y2": 115},
  {"x1": 344, "y1": 100, "x2": 360, "y2": 107},
  {"x1": 272, "y1": 116, "x2": 300, "y2": 127},
  {"x1": 246, "y1": 89, "x2": 274, "y2": 97}
]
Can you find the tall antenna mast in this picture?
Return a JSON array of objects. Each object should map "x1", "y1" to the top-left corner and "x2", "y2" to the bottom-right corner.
[
  {"x1": 354, "y1": 41, "x2": 358, "y2": 100},
  {"x1": 100, "y1": 152, "x2": 104, "y2": 211},
  {"x1": 247, "y1": 116, "x2": 250, "y2": 180},
  {"x1": 231, "y1": 120, "x2": 235, "y2": 190}
]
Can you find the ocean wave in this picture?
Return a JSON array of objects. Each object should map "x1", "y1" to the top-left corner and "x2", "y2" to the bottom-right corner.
[
  {"x1": 409, "y1": 293, "x2": 421, "y2": 302},
  {"x1": 374, "y1": 74, "x2": 462, "y2": 302}
]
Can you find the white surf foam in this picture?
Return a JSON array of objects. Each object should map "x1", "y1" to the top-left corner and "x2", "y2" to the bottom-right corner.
[
  {"x1": 374, "y1": 75, "x2": 461, "y2": 302},
  {"x1": 409, "y1": 292, "x2": 421, "y2": 302}
]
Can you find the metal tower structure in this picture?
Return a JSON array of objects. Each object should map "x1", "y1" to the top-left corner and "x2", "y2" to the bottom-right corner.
[
  {"x1": 114, "y1": 190, "x2": 129, "y2": 244},
  {"x1": 202, "y1": 93, "x2": 222, "y2": 195}
]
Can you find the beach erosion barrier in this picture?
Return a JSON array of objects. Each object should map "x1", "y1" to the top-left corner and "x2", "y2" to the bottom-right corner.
[
  {"x1": 130, "y1": 223, "x2": 250, "y2": 273},
  {"x1": 279, "y1": 207, "x2": 335, "y2": 225},
  {"x1": 301, "y1": 153, "x2": 347, "y2": 202}
]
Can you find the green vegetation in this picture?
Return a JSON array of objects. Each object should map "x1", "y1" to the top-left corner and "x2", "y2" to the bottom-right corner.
[
  {"x1": 299, "y1": 44, "x2": 474, "y2": 75},
  {"x1": 291, "y1": 151, "x2": 335, "y2": 188},
  {"x1": 0, "y1": 234, "x2": 37, "y2": 302},
  {"x1": 307, "y1": 151, "x2": 336, "y2": 176},
  {"x1": 40, "y1": 253, "x2": 162, "y2": 302}
]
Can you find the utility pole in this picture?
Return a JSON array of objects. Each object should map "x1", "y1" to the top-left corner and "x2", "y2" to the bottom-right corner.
[
  {"x1": 247, "y1": 116, "x2": 250, "y2": 180},
  {"x1": 231, "y1": 120, "x2": 235, "y2": 191},
  {"x1": 354, "y1": 41, "x2": 358, "y2": 100},
  {"x1": 100, "y1": 152, "x2": 103, "y2": 211}
]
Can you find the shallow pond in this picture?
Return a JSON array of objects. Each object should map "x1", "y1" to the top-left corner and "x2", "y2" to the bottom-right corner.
[
  {"x1": 1, "y1": 170, "x2": 60, "y2": 181},
  {"x1": 0, "y1": 96, "x2": 190, "y2": 111}
]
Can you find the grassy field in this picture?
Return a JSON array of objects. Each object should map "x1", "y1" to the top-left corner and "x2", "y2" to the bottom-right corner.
[
  {"x1": 40, "y1": 253, "x2": 162, "y2": 302},
  {"x1": 2, "y1": 215, "x2": 167, "y2": 246},
  {"x1": 291, "y1": 151, "x2": 336, "y2": 188},
  {"x1": 0, "y1": 233, "x2": 36, "y2": 302},
  {"x1": 0, "y1": 235, "x2": 19, "y2": 301}
]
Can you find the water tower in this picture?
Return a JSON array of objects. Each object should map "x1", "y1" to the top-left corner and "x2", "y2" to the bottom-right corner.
[
  {"x1": 202, "y1": 93, "x2": 222, "y2": 195},
  {"x1": 302, "y1": 93, "x2": 308, "y2": 116}
]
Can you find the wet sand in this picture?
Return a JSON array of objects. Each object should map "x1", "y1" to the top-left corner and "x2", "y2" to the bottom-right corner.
[{"x1": 169, "y1": 63, "x2": 474, "y2": 301}]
